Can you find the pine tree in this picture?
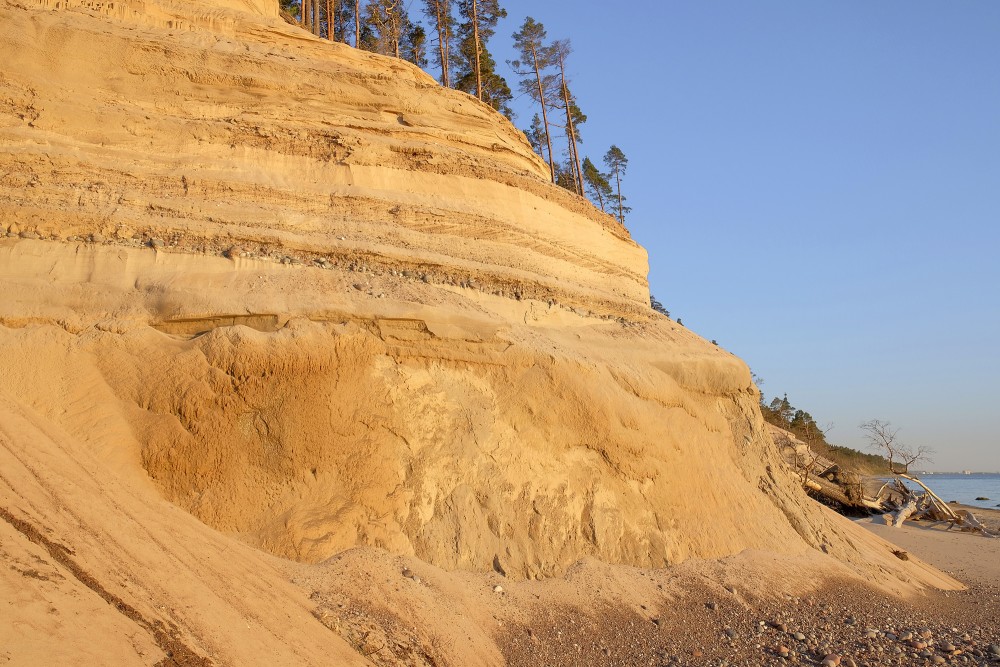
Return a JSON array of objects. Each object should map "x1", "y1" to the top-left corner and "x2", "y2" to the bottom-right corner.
[
  {"x1": 328, "y1": 0, "x2": 356, "y2": 43},
  {"x1": 524, "y1": 114, "x2": 546, "y2": 160},
  {"x1": 582, "y1": 157, "x2": 612, "y2": 213},
  {"x1": 405, "y1": 24, "x2": 428, "y2": 68},
  {"x1": 454, "y1": 0, "x2": 512, "y2": 118},
  {"x1": 562, "y1": 89, "x2": 586, "y2": 195},
  {"x1": 552, "y1": 40, "x2": 584, "y2": 195},
  {"x1": 279, "y1": 0, "x2": 300, "y2": 21},
  {"x1": 769, "y1": 394, "x2": 794, "y2": 427},
  {"x1": 603, "y1": 145, "x2": 630, "y2": 225},
  {"x1": 364, "y1": 0, "x2": 413, "y2": 58},
  {"x1": 357, "y1": 19, "x2": 378, "y2": 51},
  {"x1": 790, "y1": 409, "x2": 822, "y2": 438},
  {"x1": 423, "y1": 0, "x2": 455, "y2": 86},
  {"x1": 510, "y1": 17, "x2": 557, "y2": 182},
  {"x1": 554, "y1": 160, "x2": 576, "y2": 193}
]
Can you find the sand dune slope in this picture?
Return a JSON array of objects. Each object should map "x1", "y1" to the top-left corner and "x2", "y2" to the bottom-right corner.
[{"x1": 0, "y1": 389, "x2": 368, "y2": 666}]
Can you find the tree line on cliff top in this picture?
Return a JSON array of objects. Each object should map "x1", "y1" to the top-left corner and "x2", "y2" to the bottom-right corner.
[
  {"x1": 757, "y1": 389, "x2": 903, "y2": 476},
  {"x1": 281, "y1": 0, "x2": 629, "y2": 225}
]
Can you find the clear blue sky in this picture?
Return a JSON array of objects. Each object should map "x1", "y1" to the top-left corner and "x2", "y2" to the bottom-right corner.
[{"x1": 478, "y1": 1, "x2": 1000, "y2": 471}]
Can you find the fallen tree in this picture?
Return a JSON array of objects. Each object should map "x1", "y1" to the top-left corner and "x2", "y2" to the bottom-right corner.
[{"x1": 772, "y1": 425, "x2": 995, "y2": 537}]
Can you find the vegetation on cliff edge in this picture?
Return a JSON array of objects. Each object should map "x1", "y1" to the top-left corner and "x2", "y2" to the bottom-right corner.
[{"x1": 279, "y1": 1, "x2": 630, "y2": 224}]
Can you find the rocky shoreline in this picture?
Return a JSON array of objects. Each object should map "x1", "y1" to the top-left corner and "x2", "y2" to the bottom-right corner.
[{"x1": 493, "y1": 572, "x2": 1000, "y2": 667}]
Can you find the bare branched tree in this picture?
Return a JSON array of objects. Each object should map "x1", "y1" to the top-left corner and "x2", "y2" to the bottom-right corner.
[
  {"x1": 797, "y1": 445, "x2": 823, "y2": 488},
  {"x1": 860, "y1": 419, "x2": 933, "y2": 474}
]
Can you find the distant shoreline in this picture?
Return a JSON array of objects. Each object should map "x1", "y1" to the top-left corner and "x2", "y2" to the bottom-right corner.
[{"x1": 914, "y1": 471, "x2": 1000, "y2": 476}]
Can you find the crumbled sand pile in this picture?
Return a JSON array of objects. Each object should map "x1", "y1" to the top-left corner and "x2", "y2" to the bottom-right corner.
[{"x1": 0, "y1": 0, "x2": 972, "y2": 664}]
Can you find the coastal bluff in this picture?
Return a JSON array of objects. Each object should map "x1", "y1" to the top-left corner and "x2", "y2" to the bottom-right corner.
[{"x1": 0, "y1": 0, "x2": 960, "y2": 664}]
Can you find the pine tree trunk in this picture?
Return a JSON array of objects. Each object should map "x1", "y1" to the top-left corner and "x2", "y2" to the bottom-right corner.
[
  {"x1": 567, "y1": 128, "x2": 582, "y2": 195},
  {"x1": 569, "y1": 120, "x2": 584, "y2": 195},
  {"x1": 472, "y1": 0, "x2": 482, "y2": 100},
  {"x1": 433, "y1": 1, "x2": 450, "y2": 87},
  {"x1": 531, "y1": 44, "x2": 555, "y2": 183},
  {"x1": 313, "y1": 0, "x2": 320, "y2": 35},
  {"x1": 326, "y1": 0, "x2": 333, "y2": 39},
  {"x1": 434, "y1": 2, "x2": 446, "y2": 84},
  {"x1": 355, "y1": 0, "x2": 360, "y2": 47},
  {"x1": 614, "y1": 169, "x2": 623, "y2": 224},
  {"x1": 300, "y1": 0, "x2": 307, "y2": 28},
  {"x1": 390, "y1": 0, "x2": 399, "y2": 58},
  {"x1": 558, "y1": 53, "x2": 584, "y2": 196},
  {"x1": 444, "y1": 10, "x2": 451, "y2": 86}
]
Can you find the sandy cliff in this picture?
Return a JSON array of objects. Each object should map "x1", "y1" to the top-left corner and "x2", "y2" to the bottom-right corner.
[
  {"x1": 1, "y1": 0, "x2": 645, "y2": 316},
  {"x1": 0, "y1": 0, "x2": 961, "y2": 664}
]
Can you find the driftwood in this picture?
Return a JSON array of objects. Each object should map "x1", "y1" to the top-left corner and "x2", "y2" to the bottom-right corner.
[
  {"x1": 788, "y1": 444, "x2": 872, "y2": 513},
  {"x1": 899, "y1": 473, "x2": 959, "y2": 521},
  {"x1": 895, "y1": 474, "x2": 995, "y2": 536},
  {"x1": 781, "y1": 439, "x2": 995, "y2": 537},
  {"x1": 953, "y1": 509, "x2": 994, "y2": 536},
  {"x1": 886, "y1": 497, "x2": 918, "y2": 528}
]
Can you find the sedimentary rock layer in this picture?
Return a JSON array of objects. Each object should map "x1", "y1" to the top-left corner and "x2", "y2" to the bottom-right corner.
[{"x1": 0, "y1": 0, "x2": 647, "y2": 319}]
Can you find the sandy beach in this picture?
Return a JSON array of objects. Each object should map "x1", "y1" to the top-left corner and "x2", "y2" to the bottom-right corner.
[{"x1": 857, "y1": 505, "x2": 1000, "y2": 586}]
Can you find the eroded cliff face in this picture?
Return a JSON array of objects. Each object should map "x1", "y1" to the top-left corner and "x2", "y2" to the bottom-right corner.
[
  {"x1": 1, "y1": 0, "x2": 645, "y2": 319},
  {"x1": 0, "y1": 0, "x2": 948, "y2": 592}
]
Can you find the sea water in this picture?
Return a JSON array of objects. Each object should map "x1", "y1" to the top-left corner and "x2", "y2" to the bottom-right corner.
[{"x1": 901, "y1": 473, "x2": 1000, "y2": 510}]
